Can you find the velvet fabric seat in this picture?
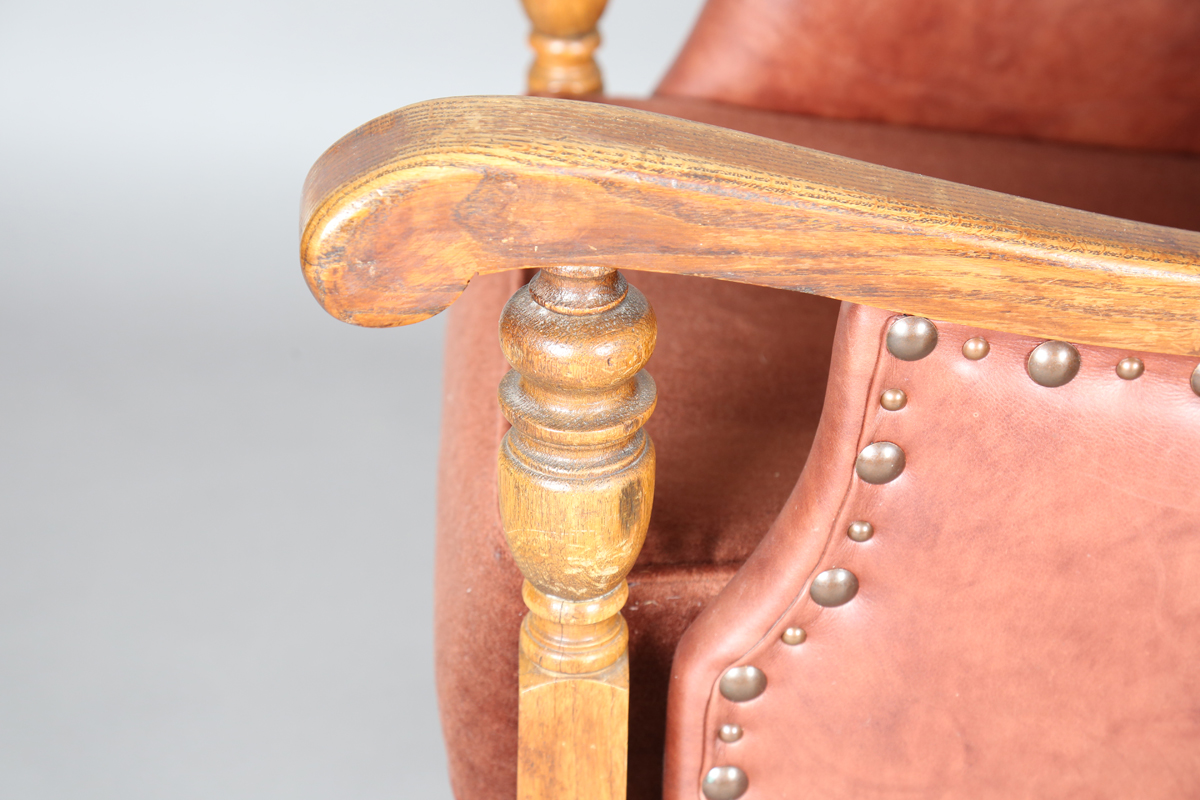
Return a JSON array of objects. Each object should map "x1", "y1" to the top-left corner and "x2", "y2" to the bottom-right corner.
[{"x1": 434, "y1": 95, "x2": 1200, "y2": 799}]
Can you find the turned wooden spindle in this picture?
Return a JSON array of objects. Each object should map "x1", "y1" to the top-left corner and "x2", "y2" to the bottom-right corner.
[
  {"x1": 521, "y1": 0, "x2": 608, "y2": 96},
  {"x1": 497, "y1": 266, "x2": 656, "y2": 800}
]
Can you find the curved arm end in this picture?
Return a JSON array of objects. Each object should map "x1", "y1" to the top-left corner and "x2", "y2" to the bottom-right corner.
[{"x1": 300, "y1": 102, "x2": 490, "y2": 327}]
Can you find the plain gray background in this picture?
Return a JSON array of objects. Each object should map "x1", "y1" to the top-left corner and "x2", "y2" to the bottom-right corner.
[{"x1": 0, "y1": 1, "x2": 704, "y2": 797}]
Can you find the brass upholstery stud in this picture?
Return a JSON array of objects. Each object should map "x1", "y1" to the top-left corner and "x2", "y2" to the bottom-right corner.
[
  {"x1": 1191, "y1": 364, "x2": 1200, "y2": 396},
  {"x1": 703, "y1": 766, "x2": 749, "y2": 800},
  {"x1": 781, "y1": 627, "x2": 807, "y2": 645},
  {"x1": 1116, "y1": 357, "x2": 1144, "y2": 381},
  {"x1": 880, "y1": 388, "x2": 907, "y2": 411},
  {"x1": 886, "y1": 316, "x2": 939, "y2": 361},
  {"x1": 810, "y1": 568, "x2": 859, "y2": 607},
  {"x1": 1027, "y1": 341, "x2": 1081, "y2": 387},
  {"x1": 718, "y1": 724, "x2": 743, "y2": 743},
  {"x1": 856, "y1": 442, "x2": 906, "y2": 484},
  {"x1": 847, "y1": 521, "x2": 874, "y2": 542},
  {"x1": 719, "y1": 665, "x2": 767, "y2": 702},
  {"x1": 962, "y1": 337, "x2": 990, "y2": 360}
]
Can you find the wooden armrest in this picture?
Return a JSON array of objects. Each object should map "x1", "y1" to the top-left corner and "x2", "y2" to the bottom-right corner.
[{"x1": 301, "y1": 96, "x2": 1200, "y2": 356}]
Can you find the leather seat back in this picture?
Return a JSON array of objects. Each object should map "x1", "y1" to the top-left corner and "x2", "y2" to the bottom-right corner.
[{"x1": 659, "y1": 0, "x2": 1200, "y2": 152}]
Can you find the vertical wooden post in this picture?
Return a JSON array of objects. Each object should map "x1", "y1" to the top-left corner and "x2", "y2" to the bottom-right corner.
[
  {"x1": 498, "y1": 267, "x2": 656, "y2": 800},
  {"x1": 521, "y1": 0, "x2": 608, "y2": 96}
]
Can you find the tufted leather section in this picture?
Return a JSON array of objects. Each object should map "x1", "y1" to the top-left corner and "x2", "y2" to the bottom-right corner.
[
  {"x1": 658, "y1": 0, "x2": 1200, "y2": 153},
  {"x1": 665, "y1": 303, "x2": 1200, "y2": 799}
]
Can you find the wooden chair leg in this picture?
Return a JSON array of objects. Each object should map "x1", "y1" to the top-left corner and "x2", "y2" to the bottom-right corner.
[{"x1": 498, "y1": 267, "x2": 657, "y2": 800}]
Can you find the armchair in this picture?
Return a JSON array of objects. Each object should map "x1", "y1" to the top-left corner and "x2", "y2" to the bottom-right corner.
[{"x1": 300, "y1": 2, "x2": 1200, "y2": 798}]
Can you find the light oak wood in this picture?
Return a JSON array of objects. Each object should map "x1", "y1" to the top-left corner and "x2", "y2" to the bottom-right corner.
[
  {"x1": 498, "y1": 267, "x2": 655, "y2": 800},
  {"x1": 301, "y1": 95, "x2": 1200, "y2": 356},
  {"x1": 522, "y1": 0, "x2": 607, "y2": 96},
  {"x1": 519, "y1": 653, "x2": 628, "y2": 800}
]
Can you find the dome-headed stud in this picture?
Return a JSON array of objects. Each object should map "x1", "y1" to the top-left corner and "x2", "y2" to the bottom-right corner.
[
  {"x1": 703, "y1": 766, "x2": 749, "y2": 800},
  {"x1": 886, "y1": 316, "x2": 939, "y2": 361},
  {"x1": 811, "y1": 568, "x2": 859, "y2": 607},
  {"x1": 719, "y1": 665, "x2": 766, "y2": 702},
  {"x1": 1027, "y1": 341, "x2": 1081, "y2": 387},
  {"x1": 856, "y1": 442, "x2": 906, "y2": 484},
  {"x1": 781, "y1": 627, "x2": 807, "y2": 645},
  {"x1": 718, "y1": 724, "x2": 743, "y2": 743},
  {"x1": 1191, "y1": 364, "x2": 1200, "y2": 396},
  {"x1": 1116, "y1": 357, "x2": 1144, "y2": 381},
  {"x1": 880, "y1": 388, "x2": 907, "y2": 411},
  {"x1": 962, "y1": 337, "x2": 990, "y2": 360},
  {"x1": 847, "y1": 520, "x2": 874, "y2": 542}
]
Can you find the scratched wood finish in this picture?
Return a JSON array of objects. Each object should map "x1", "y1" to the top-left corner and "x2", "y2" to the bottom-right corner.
[
  {"x1": 300, "y1": 96, "x2": 1200, "y2": 356},
  {"x1": 523, "y1": 0, "x2": 607, "y2": 96},
  {"x1": 498, "y1": 266, "x2": 656, "y2": 800}
]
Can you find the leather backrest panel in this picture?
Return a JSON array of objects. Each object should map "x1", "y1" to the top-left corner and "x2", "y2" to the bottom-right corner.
[
  {"x1": 665, "y1": 302, "x2": 1200, "y2": 798},
  {"x1": 658, "y1": 0, "x2": 1200, "y2": 153}
]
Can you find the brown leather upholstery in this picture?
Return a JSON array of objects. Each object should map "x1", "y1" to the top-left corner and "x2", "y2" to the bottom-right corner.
[
  {"x1": 434, "y1": 98, "x2": 1200, "y2": 799},
  {"x1": 659, "y1": 0, "x2": 1200, "y2": 153},
  {"x1": 665, "y1": 304, "x2": 1200, "y2": 799}
]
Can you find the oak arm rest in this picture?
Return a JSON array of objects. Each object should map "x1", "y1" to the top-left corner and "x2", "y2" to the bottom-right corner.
[{"x1": 300, "y1": 96, "x2": 1200, "y2": 356}]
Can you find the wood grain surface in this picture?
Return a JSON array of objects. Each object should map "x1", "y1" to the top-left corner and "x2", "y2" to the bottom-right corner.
[
  {"x1": 519, "y1": 653, "x2": 628, "y2": 800},
  {"x1": 300, "y1": 96, "x2": 1200, "y2": 355}
]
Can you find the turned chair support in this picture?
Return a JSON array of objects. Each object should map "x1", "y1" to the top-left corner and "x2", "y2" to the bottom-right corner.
[{"x1": 499, "y1": 266, "x2": 655, "y2": 798}]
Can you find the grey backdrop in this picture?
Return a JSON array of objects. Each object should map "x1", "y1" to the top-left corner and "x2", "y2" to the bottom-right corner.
[{"x1": 0, "y1": 1, "x2": 703, "y2": 797}]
